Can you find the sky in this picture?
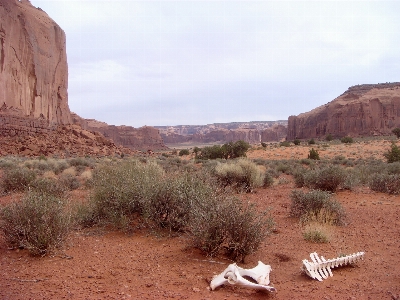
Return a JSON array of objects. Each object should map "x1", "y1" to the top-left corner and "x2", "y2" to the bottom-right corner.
[{"x1": 32, "y1": 0, "x2": 400, "y2": 127}]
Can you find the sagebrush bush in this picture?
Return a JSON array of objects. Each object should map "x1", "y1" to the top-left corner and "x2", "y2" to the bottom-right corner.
[
  {"x1": 290, "y1": 190, "x2": 346, "y2": 226},
  {"x1": 341, "y1": 136, "x2": 353, "y2": 143},
  {"x1": 263, "y1": 172, "x2": 274, "y2": 187},
  {"x1": 214, "y1": 159, "x2": 264, "y2": 192},
  {"x1": 189, "y1": 194, "x2": 273, "y2": 262},
  {"x1": 369, "y1": 173, "x2": 400, "y2": 194},
  {"x1": 59, "y1": 174, "x2": 81, "y2": 191},
  {"x1": 86, "y1": 160, "x2": 164, "y2": 229},
  {"x1": 303, "y1": 165, "x2": 345, "y2": 192},
  {"x1": 29, "y1": 177, "x2": 66, "y2": 197},
  {"x1": 0, "y1": 192, "x2": 71, "y2": 255},
  {"x1": 1, "y1": 167, "x2": 36, "y2": 193}
]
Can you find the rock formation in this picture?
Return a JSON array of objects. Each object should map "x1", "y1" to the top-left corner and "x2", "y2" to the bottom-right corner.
[
  {"x1": 158, "y1": 121, "x2": 288, "y2": 145},
  {"x1": 287, "y1": 83, "x2": 400, "y2": 140},
  {"x1": 72, "y1": 114, "x2": 166, "y2": 151},
  {"x1": 0, "y1": 0, "x2": 71, "y2": 125}
]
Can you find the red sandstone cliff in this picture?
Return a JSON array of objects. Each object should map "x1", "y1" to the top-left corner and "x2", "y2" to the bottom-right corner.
[
  {"x1": 287, "y1": 83, "x2": 400, "y2": 140},
  {"x1": 0, "y1": 0, "x2": 71, "y2": 125}
]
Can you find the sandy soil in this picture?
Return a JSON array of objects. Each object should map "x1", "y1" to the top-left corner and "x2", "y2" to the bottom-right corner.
[{"x1": 1, "y1": 141, "x2": 400, "y2": 300}]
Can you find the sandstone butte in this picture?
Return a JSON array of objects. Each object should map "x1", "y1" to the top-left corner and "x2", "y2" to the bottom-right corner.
[
  {"x1": 0, "y1": 0, "x2": 165, "y2": 156},
  {"x1": 287, "y1": 82, "x2": 400, "y2": 140}
]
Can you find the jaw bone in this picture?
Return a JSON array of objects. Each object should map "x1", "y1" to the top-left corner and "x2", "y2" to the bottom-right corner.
[
  {"x1": 302, "y1": 252, "x2": 365, "y2": 281},
  {"x1": 210, "y1": 261, "x2": 276, "y2": 292}
]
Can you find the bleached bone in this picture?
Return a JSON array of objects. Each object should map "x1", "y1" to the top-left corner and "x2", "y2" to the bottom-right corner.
[
  {"x1": 210, "y1": 261, "x2": 276, "y2": 292},
  {"x1": 302, "y1": 252, "x2": 365, "y2": 281}
]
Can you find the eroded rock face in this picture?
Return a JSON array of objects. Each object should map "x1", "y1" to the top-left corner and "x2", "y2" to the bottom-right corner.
[
  {"x1": 0, "y1": 0, "x2": 71, "y2": 125},
  {"x1": 287, "y1": 83, "x2": 400, "y2": 140},
  {"x1": 71, "y1": 114, "x2": 166, "y2": 151}
]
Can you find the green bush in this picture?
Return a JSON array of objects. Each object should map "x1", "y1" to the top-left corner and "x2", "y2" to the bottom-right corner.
[
  {"x1": 341, "y1": 136, "x2": 353, "y2": 143},
  {"x1": 29, "y1": 177, "x2": 66, "y2": 197},
  {"x1": 308, "y1": 148, "x2": 320, "y2": 160},
  {"x1": 303, "y1": 228, "x2": 329, "y2": 243},
  {"x1": 383, "y1": 143, "x2": 400, "y2": 163},
  {"x1": 293, "y1": 139, "x2": 301, "y2": 145},
  {"x1": 392, "y1": 128, "x2": 400, "y2": 138},
  {"x1": 369, "y1": 173, "x2": 400, "y2": 194},
  {"x1": 308, "y1": 139, "x2": 316, "y2": 145},
  {"x1": 279, "y1": 141, "x2": 291, "y2": 147},
  {"x1": 325, "y1": 134, "x2": 333, "y2": 141},
  {"x1": 1, "y1": 167, "x2": 36, "y2": 193},
  {"x1": 290, "y1": 190, "x2": 345, "y2": 226},
  {"x1": 304, "y1": 165, "x2": 345, "y2": 192},
  {"x1": 214, "y1": 159, "x2": 265, "y2": 192},
  {"x1": 263, "y1": 172, "x2": 274, "y2": 187},
  {"x1": 178, "y1": 149, "x2": 190, "y2": 156},
  {"x1": 0, "y1": 192, "x2": 71, "y2": 256},
  {"x1": 189, "y1": 194, "x2": 273, "y2": 262},
  {"x1": 261, "y1": 142, "x2": 267, "y2": 148}
]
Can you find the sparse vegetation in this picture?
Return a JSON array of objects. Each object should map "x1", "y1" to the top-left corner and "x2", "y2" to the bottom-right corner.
[
  {"x1": 392, "y1": 128, "x2": 400, "y2": 138},
  {"x1": 325, "y1": 134, "x2": 333, "y2": 141},
  {"x1": 308, "y1": 148, "x2": 320, "y2": 160},
  {"x1": 178, "y1": 149, "x2": 190, "y2": 156},
  {"x1": 383, "y1": 142, "x2": 400, "y2": 163},
  {"x1": 1, "y1": 167, "x2": 37, "y2": 193},
  {"x1": 303, "y1": 225, "x2": 330, "y2": 243},
  {"x1": 341, "y1": 136, "x2": 354, "y2": 143},
  {"x1": 293, "y1": 139, "x2": 301, "y2": 145},
  {"x1": 308, "y1": 138, "x2": 316, "y2": 145}
]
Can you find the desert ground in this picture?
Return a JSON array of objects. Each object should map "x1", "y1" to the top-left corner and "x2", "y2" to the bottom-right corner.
[{"x1": 1, "y1": 139, "x2": 399, "y2": 300}]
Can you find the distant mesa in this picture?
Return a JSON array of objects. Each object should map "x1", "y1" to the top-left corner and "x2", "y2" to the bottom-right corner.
[{"x1": 287, "y1": 82, "x2": 400, "y2": 140}]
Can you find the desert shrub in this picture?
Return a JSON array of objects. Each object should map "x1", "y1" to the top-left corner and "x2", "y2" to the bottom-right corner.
[
  {"x1": 325, "y1": 134, "x2": 333, "y2": 141},
  {"x1": 290, "y1": 190, "x2": 345, "y2": 226},
  {"x1": 383, "y1": 143, "x2": 400, "y2": 163},
  {"x1": 263, "y1": 172, "x2": 274, "y2": 187},
  {"x1": 189, "y1": 194, "x2": 273, "y2": 262},
  {"x1": 0, "y1": 192, "x2": 71, "y2": 256},
  {"x1": 1, "y1": 167, "x2": 36, "y2": 193},
  {"x1": 276, "y1": 162, "x2": 291, "y2": 174},
  {"x1": 86, "y1": 160, "x2": 164, "y2": 229},
  {"x1": 308, "y1": 148, "x2": 320, "y2": 160},
  {"x1": 369, "y1": 173, "x2": 400, "y2": 194},
  {"x1": 303, "y1": 226, "x2": 330, "y2": 243},
  {"x1": 280, "y1": 141, "x2": 291, "y2": 147},
  {"x1": 308, "y1": 139, "x2": 316, "y2": 145},
  {"x1": 29, "y1": 177, "x2": 66, "y2": 197},
  {"x1": 261, "y1": 142, "x2": 267, "y2": 148},
  {"x1": 392, "y1": 128, "x2": 400, "y2": 138},
  {"x1": 69, "y1": 157, "x2": 94, "y2": 168},
  {"x1": 59, "y1": 174, "x2": 81, "y2": 191},
  {"x1": 293, "y1": 139, "x2": 301, "y2": 145},
  {"x1": 142, "y1": 173, "x2": 213, "y2": 232},
  {"x1": 214, "y1": 159, "x2": 264, "y2": 192},
  {"x1": 0, "y1": 157, "x2": 16, "y2": 169},
  {"x1": 52, "y1": 160, "x2": 69, "y2": 175},
  {"x1": 293, "y1": 167, "x2": 306, "y2": 188},
  {"x1": 178, "y1": 149, "x2": 190, "y2": 156},
  {"x1": 196, "y1": 145, "x2": 224, "y2": 160},
  {"x1": 341, "y1": 136, "x2": 353, "y2": 143},
  {"x1": 303, "y1": 165, "x2": 345, "y2": 192}
]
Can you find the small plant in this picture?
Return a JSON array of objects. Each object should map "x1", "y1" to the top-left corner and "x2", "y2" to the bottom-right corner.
[
  {"x1": 279, "y1": 141, "x2": 291, "y2": 147},
  {"x1": 29, "y1": 177, "x2": 66, "y2": 197},
  {"x1": 214, "y1": 159, "x2": 265, "y2": 192},
  {"x1": 303, "y1": 165, "x2": 345, "y2": 192},
  {"x1": 290, "y1": 190, "x2": 345, "y2": 226},
  {"x1": 325, "y1": 134, "x2": 333, "y2": 141},
  {"x1": 293, "y1": 139, "x2": 301, "y2": 145},
  {"x1": 303, "y1": 225, "x2": 330, "y2": 243},
  {"x1": 369, "y1": 173, "x2": 400, "y2": 194},
  {"x1": 261, "y1": 142, "x2": 267, "y2": 148},
  {"x1": 263, "y1": 172, "x2": 274, "y2": 187},
  {"x1": 341, "y1": 136, "x2": 353, "y2": 143},
  {"x1": 308, "y1": 148, "x2": 320, "y2": 160},
  {"x1": 178, "y1": 149, "x2": 190, "y2": 156},
  {"x1": 392, "y1": 128, "x2": 400, "y2": 138},
  {"x1": 0, "y1": 192, "x2": 71, "y2": 256},
  {"x1": 1, "y1": 167, "x2": 36, "y2": 193},
  {"x1": 308, "y1": 139, "x2": 316, "y2": 145},
  {"x1": 383, "y1": 142, "x2": 400, "y2": 163}
]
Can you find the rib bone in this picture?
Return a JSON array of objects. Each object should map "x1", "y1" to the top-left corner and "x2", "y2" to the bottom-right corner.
[
  {"x1": 302, "y1": 252, "x2": 365, "y2": 281},
  {"x1": 210, "y1": 261, "x2": 276, "y2": 292}
]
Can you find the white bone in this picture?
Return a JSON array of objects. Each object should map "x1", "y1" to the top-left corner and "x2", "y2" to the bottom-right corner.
[
  {"x1": 210, "y1": 261, "x2": 276, "y2": 292},
  {"x1": 302, "y1": 252, "x2": 365, "y2": 281}
]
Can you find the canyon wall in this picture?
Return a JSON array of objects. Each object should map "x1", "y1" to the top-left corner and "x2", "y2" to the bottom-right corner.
[
  {"x1": 287, "y1": 83, "x2": 400, "y2": 140},
  {"x1": 0, "y1": 0, "x2": 71, "y2": 126}
]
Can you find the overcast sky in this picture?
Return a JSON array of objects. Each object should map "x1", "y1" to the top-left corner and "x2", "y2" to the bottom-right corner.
[{"x1": 33, "y1": 0, "x2": 400, "y2": 127}]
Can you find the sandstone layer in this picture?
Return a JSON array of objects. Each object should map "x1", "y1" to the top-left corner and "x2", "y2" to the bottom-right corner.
[
  {"x1": 287, "y1": 82, "x2": 400, "y2": 140},
  {"x1": 0, "y1": 0, "x2": 71, "y2": 125},
  {"x1": 158, "y1": 121, "x2": 288, "y2": 144},
  {"x1": 72, "y1": 114, "x2": 166, "y2": 151}
]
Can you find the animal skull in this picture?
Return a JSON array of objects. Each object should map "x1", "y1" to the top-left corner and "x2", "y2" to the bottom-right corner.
[
  {"x1": 302, "y1": 252, "x2": 365, "y2": 281},
  {"x1": 210, "y1": 261, "x2": 276, "y2": 292}
]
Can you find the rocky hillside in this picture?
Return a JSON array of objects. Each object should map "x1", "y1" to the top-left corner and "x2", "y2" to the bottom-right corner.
[
  {"x1": 287, "y1": 82, "x2": 400, "y2": 140},
  {"x1": 156, "y1": 121, "x2": 288, "y2": 144},
  {"x1": 0, "y1": 0, "x2": 164, "y2": 156}
]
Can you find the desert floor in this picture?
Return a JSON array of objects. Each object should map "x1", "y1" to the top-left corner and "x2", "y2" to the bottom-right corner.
[{"x1": 1, "y1": 140, "x2": 400, "y2": 300}]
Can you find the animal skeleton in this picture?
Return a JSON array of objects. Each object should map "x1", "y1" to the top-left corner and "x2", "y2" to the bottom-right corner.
[
  {"x1": 302, "y1": 252, "x2": 365, "y2": 281},
  {"x1": 210, "y1": 261, "x2": 276, "y2": 292}
]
